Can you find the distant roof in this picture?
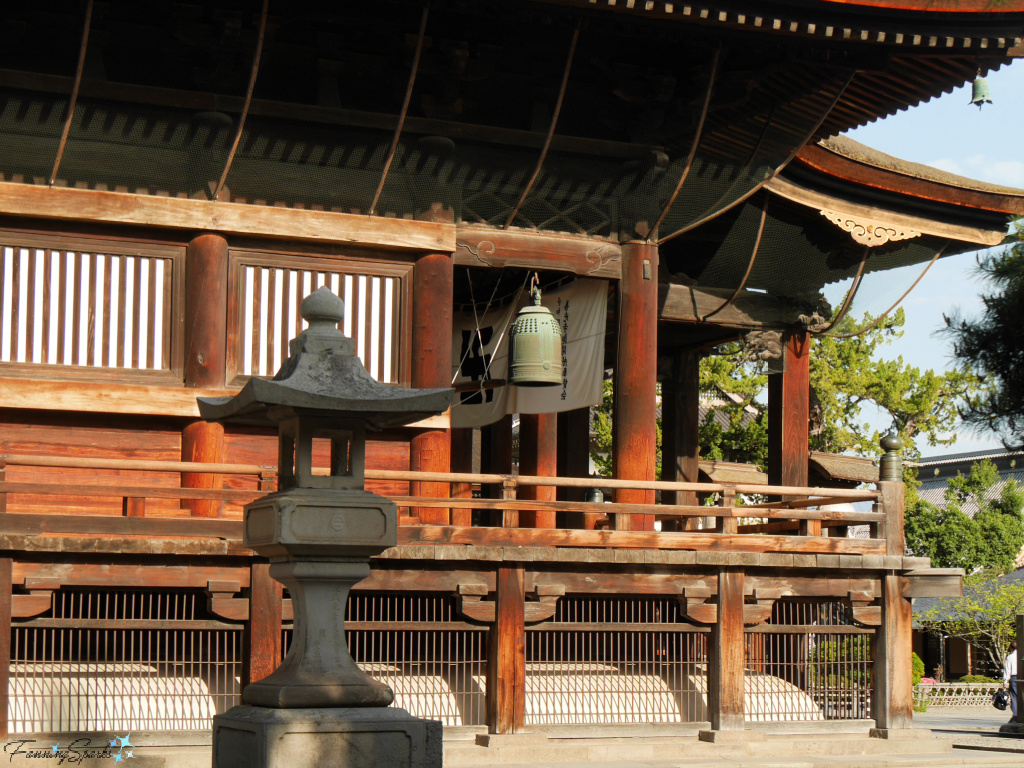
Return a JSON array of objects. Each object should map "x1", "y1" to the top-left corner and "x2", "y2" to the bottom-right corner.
[{"x1": 919, "y1": 448, "x2": 1024, "y2": 467}]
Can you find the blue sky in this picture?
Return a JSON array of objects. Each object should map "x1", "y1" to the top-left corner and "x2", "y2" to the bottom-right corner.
[{"x1": 838, "y1": 59, "x2": 1024, "y2": 456}]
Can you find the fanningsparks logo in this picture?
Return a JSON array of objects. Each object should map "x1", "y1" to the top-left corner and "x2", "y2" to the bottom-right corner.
[{"x1": 3, "y1": 733, "x2": 134, "y2": 764}]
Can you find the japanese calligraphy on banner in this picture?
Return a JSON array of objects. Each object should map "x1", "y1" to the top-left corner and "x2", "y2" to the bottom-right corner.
[{"x1": 451, "y1": 278, "x2": 608, "y2": 429}]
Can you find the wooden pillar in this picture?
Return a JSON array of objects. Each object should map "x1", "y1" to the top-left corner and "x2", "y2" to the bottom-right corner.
[
  {"x1": 0, "y1": 557, "x2": 10, "y2": 739},
  {"x1": 182, "y1": 233, "x2": 229, "y2": 516},
  {"x1": 487, "y1": 564, "x2": 525, "y2": 734},
  {"x1": 873, "y1": 573, "x2": 913, "y2": 732},
  {"x1": 410, "y1": 216, "x2": 454, "y2": 523},
  {"x1": 482, "y1": 415, "x2": 514, "y2": 527},
  {"x1": 662, "y1": 349, "x2": 701, "y2": 531},
  {"x1": 557, "y1": 408, "x2": 591, "y2": 528},
  {"x1": 879, "y1": 480, "x2": 906, "y2": 556},
  {"x1": 243, "y1": 563, "x2": 284, "y2": 688},
  {"x1": 708, "y1": 567, "x2": 745, "y2": 730},
  {"x1": 450, "y1": 428, "x2": 475, "y2": 527},
  {"x1": 768, "y1": 330, "x2": 812, "y2": 532},
  {"x1": 518, "y1": 413, "x2": 557, "y2": 529},
  {"x1": 612, "y1": 241, "x2": 658, "y2": 531}
]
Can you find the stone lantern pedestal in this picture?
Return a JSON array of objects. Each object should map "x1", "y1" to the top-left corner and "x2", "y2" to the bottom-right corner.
[{"x1": 199, "y1": 288, "x2": 452, "y2": 768}]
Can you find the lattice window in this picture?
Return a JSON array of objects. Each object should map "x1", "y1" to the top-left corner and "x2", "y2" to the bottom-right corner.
[
  {"x1": 0, "y1": 234, "x2": 182, "y2": 378},
  {"x1": 229, "y1": 251, "x2": 411, "y2": 385},
  {"x1": 10, "y1": 589, "x2": 241, "y2": 734},
  {"x1": 283, "y1": 591, "x2": 488, "y2": 727}
]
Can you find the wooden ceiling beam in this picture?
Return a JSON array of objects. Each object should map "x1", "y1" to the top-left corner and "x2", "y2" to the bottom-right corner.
[{"x1": 0, "y1": 181, "x2": 455, "y2": 252}]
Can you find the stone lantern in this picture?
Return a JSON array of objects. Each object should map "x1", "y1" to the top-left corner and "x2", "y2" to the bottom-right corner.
[{"x1": 200, "y1": 286, "x2": 452, "y2": 768}]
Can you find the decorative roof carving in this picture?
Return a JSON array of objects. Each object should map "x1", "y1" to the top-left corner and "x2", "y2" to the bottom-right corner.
[{"x1": 819, "y1": 209, "x2": 922, "y2": 247}]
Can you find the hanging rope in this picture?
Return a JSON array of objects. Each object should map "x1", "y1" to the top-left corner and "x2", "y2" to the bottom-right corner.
[
  {"x1": 813, "y1": 246, "x2": 870, "y2": 335},
  {"x1": 700, "y1": 197, "x2": 769, "y2": 321},
  {"x1": 504, "y1": 23, "x2": 580, "y2": 229},
  {"x1": 369, "y1": 2, "x2": 430, "y2": 216},
  {"x1": 49, "y1": 0, "x2": 93, "y2": 186},
  {"x1": 213, "y1": 0, "x2": 270, "y2": 201},
  {"x1": 645, "y1": 46, "x2": 720, "y2": 243},
  {"x1": 822, "y1": 241, "x2": 950, "y2": 339}
]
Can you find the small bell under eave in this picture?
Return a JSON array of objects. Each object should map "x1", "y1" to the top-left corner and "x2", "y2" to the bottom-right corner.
[
  {"x1": 970, "y1": 71, "x2": 992, "y2": 109},
  {"x1": 509, "y1": 280, "x2": 563, "y2": 387}
]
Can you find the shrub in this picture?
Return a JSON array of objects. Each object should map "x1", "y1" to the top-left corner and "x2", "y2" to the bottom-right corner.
[
  {"x1": 912, "y1": 652, "x2": 925, "y2": 687},
  {"x1": 956, "y1": 674, "x2": 1000, "y2": 683}
]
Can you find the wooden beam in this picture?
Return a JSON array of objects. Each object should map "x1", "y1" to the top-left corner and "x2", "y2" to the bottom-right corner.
[
  {"x1": 456, "y1": 228, "x2": 621, "y2": 279},
  {"x1": 399, "y1": 525, "x2": 886, "y2": 555},
  {"x1": 243, "y1": 563, "x2": 283, "y2": 688},
  {"x1": 708, "y1": 568, "x2": 745, "y2": 730},
  {"x1": 0, "y1": 378, "x2": 449, "y2": 427},
  {"x1": 14, "y1": 562, "x2": 251, "y2": 589},
  {"x1": 659, "y1": 283, "x2": 811, "y2": 329},
  {"x1": 0, "y1": 511, "x2": 242, "y2": 538},
  {"x1": 487, "y1": 564, "x2": 525, "y2": 734},
  {"x1": 0, "y1": 181, "x2": 454, "y2": 252},
  {"x1": 613, "y1": 242, "x2": 658, "y2": 530}
]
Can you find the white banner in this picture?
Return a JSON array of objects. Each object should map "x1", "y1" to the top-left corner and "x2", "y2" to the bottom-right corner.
[{"x1": 451, "y1": 279, "x2": 608, "y2": 429}]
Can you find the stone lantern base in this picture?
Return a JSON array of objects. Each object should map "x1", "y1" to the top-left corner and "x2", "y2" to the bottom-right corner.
[{"x1": 212, "y1": 706, "x2": 442, "y2": 768}]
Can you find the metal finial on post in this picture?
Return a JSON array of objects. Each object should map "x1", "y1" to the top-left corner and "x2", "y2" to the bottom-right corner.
[{"x1": 879, "y1": 433, "x2": 904, "y2": 482}]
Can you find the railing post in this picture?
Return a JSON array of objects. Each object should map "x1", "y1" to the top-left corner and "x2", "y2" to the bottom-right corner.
[
  {"x1": 878, "y1": 435, "x2": 905, "y2": 556},
  {"x1": 715, "y1": 487, "x2": 737, "y2": 534},
  {"x1": 502, "y1": 476, "x2": 518, "y2": 529},
  {"x1": 487, "y1": 564, "x2": 525, "y2": 734}
]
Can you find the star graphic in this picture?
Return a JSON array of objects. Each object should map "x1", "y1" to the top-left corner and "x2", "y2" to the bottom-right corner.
[
  {"x1": 113, "y1": 754, "x2": 123, "y2": 763},
  {"x1": 109, "y1": 740, "x2": 118, "y2": 748},
  {"x1": 125, "y1": 750, "x2": 133, "y2": 759},
  {"x1": 118, "y1": 733, "x2": 134, "y2": 749},
  {"x1": 50, "y1": 744, "x2": 60, "y2": 752}
]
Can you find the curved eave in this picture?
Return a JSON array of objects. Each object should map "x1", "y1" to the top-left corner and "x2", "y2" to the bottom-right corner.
[
  {"x1": 792, "y1": 136, "x2": 1024, "y2": 218},
  {"x1": 540, "y1": 0, "x2": 1024, "y2": 48}
]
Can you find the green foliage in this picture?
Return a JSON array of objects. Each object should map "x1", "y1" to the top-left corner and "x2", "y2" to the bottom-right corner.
[
  {"x1": 808, "y1": 635, "x2": 871, "y2": 688},
  {"x1": 916, "y1": 571, "x2": 1024, "y2": 672},
  {"x1": 956, "y1": 674, "x2": 1000, "y2": 683},
  {"x1": 912, "y1": 652, "x2": 925, "y2": 687},
  {"x1": 590, "y1": 308, "x2": 975, "y2": 478},
  {"x1": 811, "y1": 309, "x2": 975, "y2": 461},
  {"x1": 904, "y1": 459, "x2": 1024, "y2": 572},
  {"x1": 945, "y1": 220, "x2": 1024, "y2": 448}
]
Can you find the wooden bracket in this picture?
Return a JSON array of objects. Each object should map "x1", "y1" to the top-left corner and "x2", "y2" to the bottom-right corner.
[
  {"x1": 455, "y1": 583, "x2": 563, "y2": 624},
  {"x1": 13, "y1": 577, "x2": 59, "y2": 618},
  {"x1": 678, "y1": 585, "x2": 774, "y2": 626},
  {"x1": 850, "y1": 599, "x2": 882, "y2": 627},
  {"x1": 206, "y1": 579, "x2": 249, "y2": 621}
]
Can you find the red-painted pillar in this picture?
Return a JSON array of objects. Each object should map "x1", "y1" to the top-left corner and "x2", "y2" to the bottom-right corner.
[
  {"x1": 612, "y1": 241, "x2": 658, "y2": 531},
  {"x1": 410, "y1": 209, "x2": 454, "y2": 523},
  {"x1": 767, "y1": 330, "x2": 812, "y2": 531},
  {"x1": 519, "y1": 412, "x2": 557, "y2": 528},
  {"x1": 182, "y1": 233, "x2": 228, "y2": 517}
]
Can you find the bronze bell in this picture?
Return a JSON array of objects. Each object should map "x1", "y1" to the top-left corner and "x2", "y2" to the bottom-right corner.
[
  {"x1": 509, "y1": 280, "x2": 563, "y2": 387},
  {"x1": 970, "y1": 72, "x2": 992, "y2": 109}
]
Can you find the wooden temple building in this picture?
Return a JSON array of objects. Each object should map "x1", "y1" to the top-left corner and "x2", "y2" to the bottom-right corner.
[{"x1": 3, "y1": 0, "x2": 1024, "y2": 744}]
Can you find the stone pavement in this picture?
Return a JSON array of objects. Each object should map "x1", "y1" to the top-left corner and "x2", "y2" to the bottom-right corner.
[{"x1": 9, "y1": 709, "x2": 1024, "y2": 767}]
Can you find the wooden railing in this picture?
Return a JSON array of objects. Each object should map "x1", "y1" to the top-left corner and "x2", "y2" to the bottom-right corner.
[{"x1": 0, "y1": 453, "x2": 889, "y2": 556}]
